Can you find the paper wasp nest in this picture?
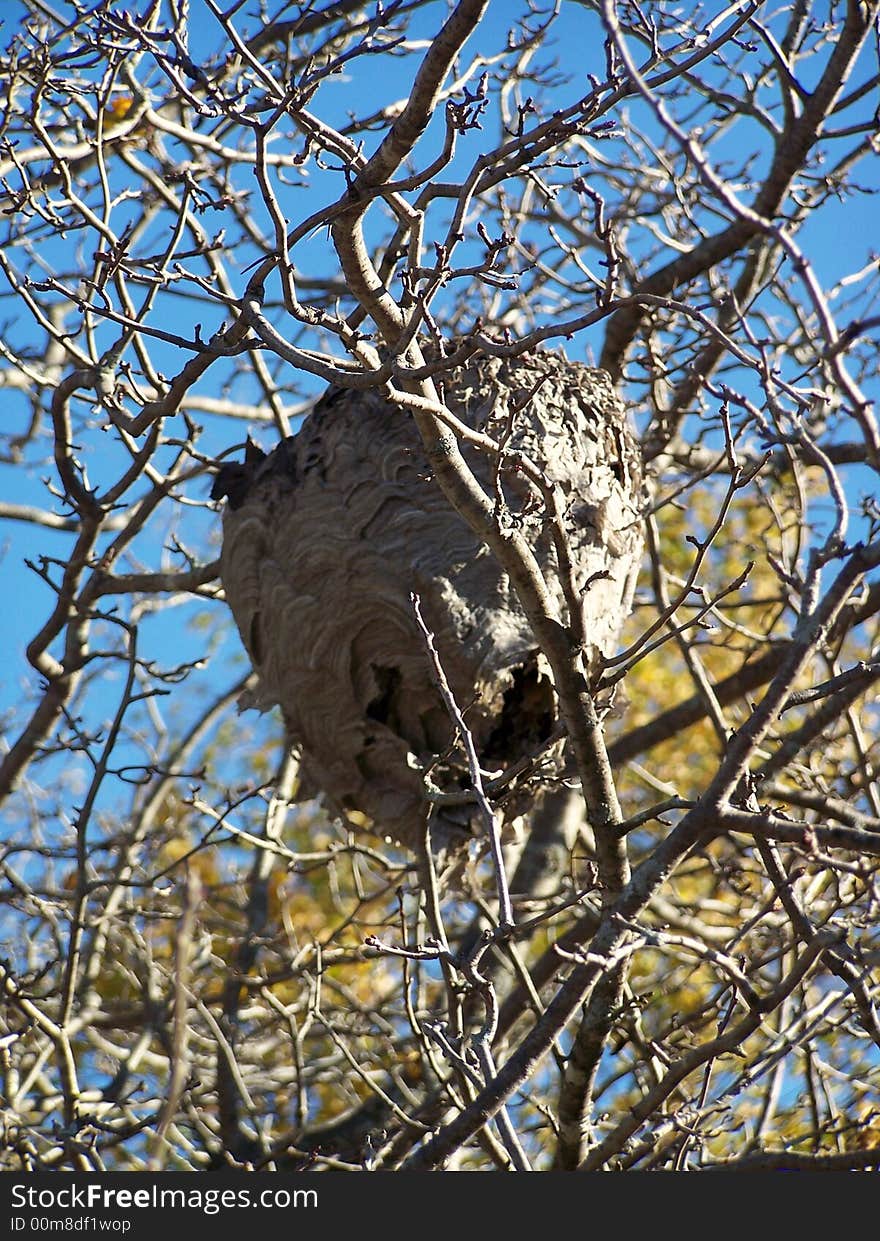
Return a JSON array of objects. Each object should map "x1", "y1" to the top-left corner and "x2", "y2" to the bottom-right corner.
[{"x1": 212, "y1": 351, "x2": 642, "y2": 851}]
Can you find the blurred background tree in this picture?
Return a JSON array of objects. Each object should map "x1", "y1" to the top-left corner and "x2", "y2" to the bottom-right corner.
[{"x1": 1, "y1": 0, "x2": 880, "y2": 1172}]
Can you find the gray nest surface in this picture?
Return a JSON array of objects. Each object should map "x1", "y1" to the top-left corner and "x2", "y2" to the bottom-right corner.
[{"x1": 212, "y1": 350, "x2": 643, "y2": 851}]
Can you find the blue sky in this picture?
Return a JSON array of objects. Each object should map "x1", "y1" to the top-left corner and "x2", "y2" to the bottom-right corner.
[{"x1": 1, "y1": 5, "x2": 878, "y2": 1161}]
